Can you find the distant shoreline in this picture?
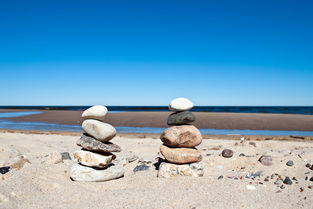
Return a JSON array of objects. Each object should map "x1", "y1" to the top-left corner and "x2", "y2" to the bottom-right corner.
[
  {"x1": 0, "y1": 106, "x2": 313, "y2": 115},
  {"x1": 1, "y1": 109, "x2": 313, "y2": 132}
]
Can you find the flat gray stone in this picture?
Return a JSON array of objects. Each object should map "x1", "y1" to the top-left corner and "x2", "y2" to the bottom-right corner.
[
  {"x1": 70, "y1": 163, "x2": 124, "y2": 182},
  {"x1": 77, "y1": 134, "x2": 121, "y2": 153},
  {"x1": 167, "y1": 111, "x2": 195, "y2": 125},
  {"x1": 61, "y1": 152, "x2": 71, "y2": 160},
  {"x1": 157, "y1": 161, "x2": 204, "y2": 178}
]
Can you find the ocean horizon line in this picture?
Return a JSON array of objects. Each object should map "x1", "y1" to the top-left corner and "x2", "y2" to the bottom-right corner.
[{"x1": 1, "y1": 105, "x2": 313, "y2": 115}]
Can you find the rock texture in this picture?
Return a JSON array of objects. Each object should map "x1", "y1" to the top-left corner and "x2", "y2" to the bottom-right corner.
[
  {"x1": 167, "y1": 111, "x2": 196, "y2": 125},
  {"x1": 168, "y1": 98, "x2": 194, "y2": 112},
  {"x1": 160, "y1": 125, "x2": 202, "y2": 148},
  {"x1": 70, "y1": 163, "x2": 124, "y2": 182},
  {"x1": 73, "y1": 150, "x2": 114, "y2": 168},
  {"x1": 158, "y1": 162, "x2": 204, "y2": 178},
  {"x1": 82, "y1": 119, "x2": 116, "y2": 142},
  {"x1": 160, "y1": 145, "x2": 202, "y2": 164},
  {"x1": 221, "y1": 149, "x2": 234, "y2": 158},
  {"x1": 70, "y1": 105, "x2": 124, "y2": 182},
  {"x1": 82, "y1": 105, "x2": 108, "y2": 121},
  {"x1": 158, "y1": 98, "x2": 204, "y2": 177},
  {"x1": 77, "y1": 134, "x2": 121, "y2": 153}
]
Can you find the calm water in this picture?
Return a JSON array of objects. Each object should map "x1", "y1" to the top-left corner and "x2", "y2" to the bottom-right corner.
[
  {"x1": 1, "y1": 111, "x2": 313, "y2": 136},
  {"x1": 0, "y1": 111, "x2": 42, "y2": 118},
  {"x1": 1, "y1": 106, "x2": 313, "y2": 115}
]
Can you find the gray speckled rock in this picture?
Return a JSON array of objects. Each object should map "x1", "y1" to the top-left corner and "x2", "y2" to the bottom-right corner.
[
  {"x1": 167, "y1": 111, "x2": 195, "y2": 125},
  {"x1": 70, "y1": 163, "x2": 124, "y2": 182},
  {"x1": 77, "y1": 134, "x2": 121, "y2": 153},
  {"x1": 82, "y1": 105, "x2": 108, "y2": 121},
  {"x1": 82, "y1": 119, "x2": 116, "y2": 142},
  {"x1": 157, "y1": 162, "x2": 204, "y2": 178}
]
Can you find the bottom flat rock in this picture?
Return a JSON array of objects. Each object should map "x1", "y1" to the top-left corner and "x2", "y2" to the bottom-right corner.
[
  {"x1": 70, "y1": 163, "x2": 124, "y2": 182},
  {"x1": 157, "y1": 161, "x2": 204, "y2": 178}
]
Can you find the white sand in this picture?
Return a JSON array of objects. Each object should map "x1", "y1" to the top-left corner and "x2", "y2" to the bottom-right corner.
[{"x1": 1, "y1": 132, "x2": 313, "y2": 209}]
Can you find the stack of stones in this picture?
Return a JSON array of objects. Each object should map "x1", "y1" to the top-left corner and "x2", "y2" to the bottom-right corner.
[
  {"x1": 158, "y1": 98, "x2": 204, "y2": 178},
  {"x1": 70, "y1": 105, "x2": 124, "y2": 182}
]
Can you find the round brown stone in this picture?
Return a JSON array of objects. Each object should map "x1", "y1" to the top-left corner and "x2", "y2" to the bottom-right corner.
[
  {"x1": 160, "y1": 144, "x2": 202, "y2": 164},
  {"x1": 160, "y1": 125, "x2": 202, "y2": 148}
]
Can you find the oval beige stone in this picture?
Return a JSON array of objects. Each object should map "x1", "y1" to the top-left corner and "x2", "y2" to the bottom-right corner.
[
  {"x1": 160, "y1": 145, "x2": 202, "y2": 164},
  {"x1": 82, "y1": 105, "x2": 108, "y2": 121},
  {"x1": 82, "y1": 119, "x2": 116, "y2": 142},
  {"x1": 160, "y1": 125, "x2": 202, "y2": 148}
]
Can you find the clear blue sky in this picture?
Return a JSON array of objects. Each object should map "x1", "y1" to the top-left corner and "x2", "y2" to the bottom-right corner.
[{"x1": 0, "y1": 0, "x2": 312, "y2": 106}]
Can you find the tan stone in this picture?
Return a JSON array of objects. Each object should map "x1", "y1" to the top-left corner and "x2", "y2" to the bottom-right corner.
[
  {"x1": 160, "y1": 125, "x2": 202, "y2": 148},
  {"x1": 73, "y1": 150, "x2": 114, "y2": 168},
  {"x1": 160, "y1": 145, "x2": 202, "y2": 164}
]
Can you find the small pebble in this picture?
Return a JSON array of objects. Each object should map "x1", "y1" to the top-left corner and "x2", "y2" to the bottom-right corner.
[
  {"x1": 286, "y1": 160, "x2": 294, "y2": 166},
  {"x1": 133, "y1": 164, "x2": 150, "y2": 172},
  {"x1": 280, "y1": 184, "x2": 285, "y2": 189},
  {"x1": 0, "y1": 167, "x2": 10, "y2": 175},
  {"x1": 264, "y1": 176, "x2": 269, "y2": 182},
  {"x1": 258, "y1": 155, "x2": 273, "y2": 166},
  {"x1": 309, "y1": 177, "x2": 313, "y2": 182},
  {"x1": 61, "y1": 152, "x2": 71, "y2": 160},
  {"x1": 283, "y1": 177, "x2": 293, "y2": 185},
  {"x1": 300, "y1": 187, "x2": 304, "y2": 192},
  {"x1": 221, "y1": 149, "x2": 234, "y2": 158},
  {"x1": 308, "y1": 186, "x2": 312, "y2": 189},
  {"x1": 305, "y1": 163, "x2": 311, "y2": 168},
  {"x1": 305, "y1": 176, "x2": 308, "y2": 181},
  {"x1": 239, "y1": 153, "x2": 245, "y2": 157},
  {"x1": 218, "y1": 175, "x2": 223, "y2": 180}
]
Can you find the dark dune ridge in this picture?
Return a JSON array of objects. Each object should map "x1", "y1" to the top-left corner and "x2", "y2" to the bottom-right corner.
[{"x1": 1, "y1": 109, "x2": 313, "y2": 131}]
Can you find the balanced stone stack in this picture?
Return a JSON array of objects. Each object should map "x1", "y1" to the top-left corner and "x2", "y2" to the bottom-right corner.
[
  {"x1": 70, "y1": 105, "x2": 124, "y2": 182},
  {"x1": 158, "y1": 98, "x2": 204, "y2": 178}
]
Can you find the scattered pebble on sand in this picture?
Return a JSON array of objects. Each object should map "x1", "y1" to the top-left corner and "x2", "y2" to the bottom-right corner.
[
  {"x1": 258, "y1": 155, "x2": 273, "y2": 166},
  {"x1": 61, "y1": 152, "x2": 71, "y2": 160},
  {"x1": 221, "y1": 149, "x2": 233, "y2": 158},
  {"x1": 0, "y1": 167, "x2": 10, "y2": 175},
  {"x1": 286, "y1": 160, "x2": 294, "y2": 166},
  {"x1": 133, "y1": 164, "x2": 150, "y2": 172},
  {"x1": 283, "y1": 177, "x2": 293, "y2": 185}
]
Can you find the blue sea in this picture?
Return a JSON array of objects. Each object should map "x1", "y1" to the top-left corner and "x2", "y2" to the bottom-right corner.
[
  {"x1": 1, "y1": 106, "x2": 313, "y2": 136},
  {"x1": 1, "y1": 106, "x2": 313, "y2": 115}
]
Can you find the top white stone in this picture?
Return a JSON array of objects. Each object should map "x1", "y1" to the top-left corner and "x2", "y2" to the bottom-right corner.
[
  {"x1": 82, "y1": 105, "x2": 108, "y2": 121},
  {"x1": 168, "y1": 98, "x2": 194, "y2": 112}
]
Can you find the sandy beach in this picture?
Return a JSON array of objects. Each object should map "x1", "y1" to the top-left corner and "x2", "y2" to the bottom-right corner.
[
  {"x1": 1, "y1": 132, "x2": 313, "y2": 209},
  {"x1": 1, "y1": 109, "x2": 313, "y2": 131}
]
